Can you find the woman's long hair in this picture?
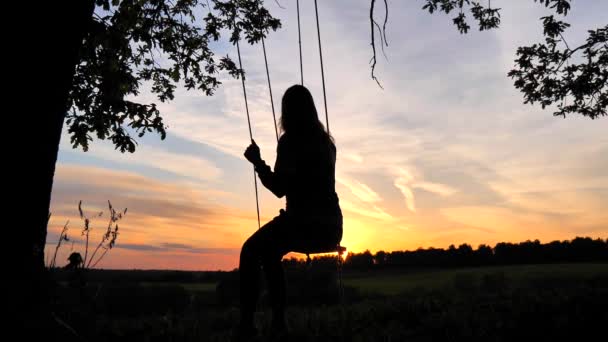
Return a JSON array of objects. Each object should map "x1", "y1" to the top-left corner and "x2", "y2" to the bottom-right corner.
[{"x1": 280, "y1": 85, "x2": 333, "y2": 143}]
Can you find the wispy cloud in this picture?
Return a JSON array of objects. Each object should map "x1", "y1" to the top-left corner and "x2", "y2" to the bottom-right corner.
[
  {"x1": 118, "y1": 242, "x2": 240, "y2": 255},
  {"x1": 393, "y1": 167, "x2": 456, "y2": 212},
  {"x1": 338, "y1": 176, "x2": 382, "y2": 204}
]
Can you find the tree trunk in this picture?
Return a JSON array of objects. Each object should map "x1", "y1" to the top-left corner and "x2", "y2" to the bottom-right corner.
[{"x1": 24, "y1": 0, "x2": 95, "y2": 337}]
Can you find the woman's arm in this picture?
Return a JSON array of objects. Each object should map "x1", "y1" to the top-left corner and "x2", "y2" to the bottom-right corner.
[{"x1": 254, "y1": 136, "x2": 293, "y2": 198}]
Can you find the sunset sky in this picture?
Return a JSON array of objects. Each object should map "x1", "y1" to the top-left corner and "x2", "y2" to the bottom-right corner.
[{"x1": 46, "y1": 1, "x2": 607, "y2": 270}]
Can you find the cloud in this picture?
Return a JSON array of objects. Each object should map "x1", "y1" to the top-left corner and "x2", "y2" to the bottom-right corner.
[
  {"x1": 340, "y1": 199, "x2": 393, "y2": 221},
  {"x1": 337, "y1": 176, "x2": 382, "y2": 203},
  {"x1": 413, "y1": 182, "x2": 457, "y2": 197},
  {"x1": 117, "y1": 243, "x2": 161, "y2": 252},
  {"x1": 117, "y1": 242, "x2": 240, "y2": 255},
  {"x1": 49, "y1": 165, "x2": 259, "y2": 256},
  {"x1": 393, "y1": 167, "x2": 456, "y2": 212},
  {"x1": 394, "y1": 180, "x2": 416, "y2": 212},
  {"x1": 80, "y1": 141, "x2": 223, "y2": 182}
]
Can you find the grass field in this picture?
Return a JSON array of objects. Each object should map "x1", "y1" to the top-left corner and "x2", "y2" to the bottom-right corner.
[
  {"x1": 139, "y1": 263, "x2": 608, "y2": 296},
  {"x1": 52, "y1": 262, "x2": 608, "y2": 341},
  {"x1": 343, "y1": 263, "x2": 608, "y2": 295},
  {"x1": 140, "y1": 281, "x2": 217, "y2": 292}
]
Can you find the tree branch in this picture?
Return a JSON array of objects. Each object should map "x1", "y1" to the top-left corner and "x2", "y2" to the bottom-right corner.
[{"x1": 370, "y1": 0, "x2": 389, "y2": 88}]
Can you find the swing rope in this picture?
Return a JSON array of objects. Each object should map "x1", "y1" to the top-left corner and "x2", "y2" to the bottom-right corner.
[
  {"x1": 235, "y1": 27, "x2": 261, "y2": 230},
  {"x1": 261, "y1": 36, "x2": 280, "y2": 142},
  {"x1": 296, "y1": 0, "x2": 304, "y2": 86},
  {"x1": 314, "y1": 0, "x2": 330, "y2": 134}
]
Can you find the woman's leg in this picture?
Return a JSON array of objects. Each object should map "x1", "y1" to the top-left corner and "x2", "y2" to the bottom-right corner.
[
  {"x1": 261, "y1": 253, "x2": 286, "y2": 329},
  {"x1": 239, "y1": 236, "x2": 259, "y2": 328},
  {"x1": 239, "y1": 215, "x2": 287, "y2": 329},
  {"x1": 239, "y1": 212, "x2": 343, "y2": 330}
]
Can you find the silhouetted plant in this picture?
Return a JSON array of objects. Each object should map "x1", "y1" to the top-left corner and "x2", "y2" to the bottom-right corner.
[
  {"x1": 78, "y1": 200, "x2": 126, "y2": 269},
  {"x1": 50, "y1": 219, "x2": 70, "y2": 269},
  {"x1": 78, "y1": 200, "x2": 106, "y2": 268},
  {"x1": 49, "y1": 200, "x2": 127, "y2": 271},
  {"x1": 87, "y1": 201, "x2": 126, "y2": 268}
]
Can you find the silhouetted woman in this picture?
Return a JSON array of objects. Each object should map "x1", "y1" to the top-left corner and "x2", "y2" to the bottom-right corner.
[{"x1": 238, "y1": 84, "x2": 342, "y2": 338}]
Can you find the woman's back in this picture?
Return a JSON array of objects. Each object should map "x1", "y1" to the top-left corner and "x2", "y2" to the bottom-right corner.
[{"x1": 278, "y1": 132, "x2": 340, "y2": 217}]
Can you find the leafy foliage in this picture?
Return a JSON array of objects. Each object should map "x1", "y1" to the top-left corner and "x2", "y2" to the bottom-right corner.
[
  {"x1": 509, "y1": 21, "x2": 607, "y2": 119},
  {"x1": 67, "y1": 0, "x2": 280, "y2": 153},
  {"x1": 417, "y1": 0, "x2": 606, "y2": 118},
  {"x1": 421, "y1": 0, "x2": 502, "y2": 34}
]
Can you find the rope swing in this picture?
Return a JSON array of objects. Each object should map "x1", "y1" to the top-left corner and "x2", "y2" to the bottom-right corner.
[
  {"x1": 314, "y1": 0, "x2": 330, "y2": 134},
  {"x1": 235, "y1": 1, "x2": 334, "y2": 234},
  {"x1": 235, "y1": 28, "x2": 262, "y2": 230},
  {"x1": 234, "y1": 0, "x2": 345, "y2": 304},
  {"x1": 261, "y1": 36, "x2": 280, "y2": 142},
  {"x1": 296, "y1": 0, "x2": 304, "y2": 86}
]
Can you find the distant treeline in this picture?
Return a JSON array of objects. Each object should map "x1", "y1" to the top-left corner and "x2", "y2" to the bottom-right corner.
[
  {"x1": 53, "y1": 237, "x2": 607, "y2": 283},
  {"x1": 336, "y1": 237, "x2": 608, "y2": 270}
]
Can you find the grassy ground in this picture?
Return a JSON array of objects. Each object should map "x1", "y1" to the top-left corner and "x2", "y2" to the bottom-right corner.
[
  {"x1": 344, "y1": 263, "x2": 608, "y2": 295},
  {"x1": 140, "y1": 281, "x2": 217, "y2": 292},
  {"x1": 52, "y1": 263, "x2": 608, "y2": 341},
  {"x1": 138, "y1": 263, "x2": 608, "y2": 296}
]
